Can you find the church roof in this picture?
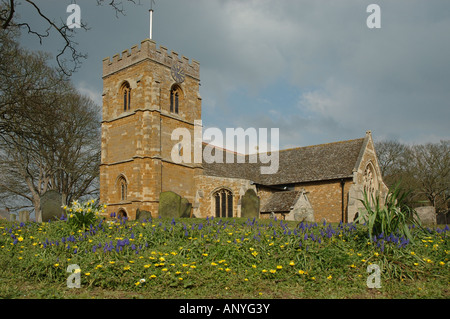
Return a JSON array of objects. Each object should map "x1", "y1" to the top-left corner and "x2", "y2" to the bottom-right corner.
[
  {"x1": 260, "y1": 190, "x2": 301, "y2": 213},
  {"x1": 202, "y1": 137, "x2": 365, "y2": 186}
]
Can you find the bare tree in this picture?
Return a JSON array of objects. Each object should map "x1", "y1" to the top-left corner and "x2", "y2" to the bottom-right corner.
[
  {"x1": 0, "y1": 35, "x2": 100, "y2": 222},
  {"x1": 408, "y1": 141, "x2": 450, "y2": 214},
  {"x1": 0, "y1": 0, "x2": 139, "y2": 75}
]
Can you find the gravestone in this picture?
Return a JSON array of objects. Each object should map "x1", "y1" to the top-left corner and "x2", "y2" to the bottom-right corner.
[
  {"x1": 19, "y1": 211, "x2": 30, "y2": 223},
  {"x1": 40, "y1": 190, "x2": 64, "y2": 222},
  {"x1": 241, "y1": 189, "x2": 260, "y2": 218},
  {"x1": 159, "y1": 191, "x2": 192, "y2": 218},
  {"x1": 136, "y1": 208, "x2": 152, "y2": 221},
  {"x1": 415, "y1": 206, "x2": 436, "y2": 225}
]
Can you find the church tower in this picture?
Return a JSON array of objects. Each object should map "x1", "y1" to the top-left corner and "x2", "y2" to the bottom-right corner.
[{"x1": 100, "y1": 39, "x2": 202, "y2": 219}]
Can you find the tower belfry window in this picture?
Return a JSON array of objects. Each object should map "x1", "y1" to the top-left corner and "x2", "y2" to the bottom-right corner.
[
  {"x1": 170, "y1": 85, "x2": 182, "y2": 114},
  {"x1": 121, "y1": 82, "x2": 131, "y2": 111}
]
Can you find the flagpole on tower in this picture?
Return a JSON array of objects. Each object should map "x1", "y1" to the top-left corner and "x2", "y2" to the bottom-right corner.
[{"x1": 149, "y1": 0, "x2": 155, "y2": 39}]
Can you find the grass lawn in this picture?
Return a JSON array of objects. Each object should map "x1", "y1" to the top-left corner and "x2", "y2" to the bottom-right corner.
[{"x1": 0, "y1": 216, "x2": 448, "y2": 299}]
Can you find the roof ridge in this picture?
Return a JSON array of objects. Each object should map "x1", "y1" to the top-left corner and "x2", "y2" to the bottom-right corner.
[{"x1": 277, "y1": 137, "x2": 365, "y2": 154}]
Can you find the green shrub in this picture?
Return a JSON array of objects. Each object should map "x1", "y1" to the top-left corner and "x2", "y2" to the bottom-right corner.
[{"x1": 356, "y1": 184, "x2": 421, "y2": 241}]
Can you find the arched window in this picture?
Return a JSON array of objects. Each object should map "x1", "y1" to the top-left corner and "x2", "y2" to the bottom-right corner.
[
  {"x1": 170, "y1": 85, "x2": 183, "y2": 114},
  {"x1": 120, "y1": 82, "x2": 131, "y2": 111},
  {"x1": 118, "y1": 209, "x2": 127, "y2": 219},
  {"x1": 117, "y1": 176, "x2": 128, "y2": 201},
  {"x1": 213, "y1": 189, "x2": 233, "y2": 218},
  {"x1": 363, "y1": 163, "x2": 378, "y2": 205}
]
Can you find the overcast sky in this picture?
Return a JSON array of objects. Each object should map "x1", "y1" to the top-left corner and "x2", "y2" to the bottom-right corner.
[{"x1": 17, "y1": 0, "x2": 450, "y2": 150}]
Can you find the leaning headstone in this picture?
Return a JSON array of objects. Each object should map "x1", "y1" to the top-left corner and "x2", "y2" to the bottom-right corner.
[
  {"x1": 241, "y1": 189, "x2": 260, "y2": 219},
  {"x1": 136, "y1": 208, "x2": 152, "y2": 221},
  {"x1": 158, "y1": 191, "x2": 192, "y2": 218},
  {"x1": 19, "y1": 211, "x2": 30, "y2": 223},
  {"x1": 40, "y1": 190, "x2": 64, "y2": 222},
  {"x1": 179, "y1": 198, "x2": 192, "y2": 218},
  {"x1": 415, "y1": 206, "x2": 436, "y2": 225}
]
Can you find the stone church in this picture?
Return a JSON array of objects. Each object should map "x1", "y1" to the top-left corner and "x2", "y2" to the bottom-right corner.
[{"x1": 100, "y1": 39, "x2": 388, "y2": 223}]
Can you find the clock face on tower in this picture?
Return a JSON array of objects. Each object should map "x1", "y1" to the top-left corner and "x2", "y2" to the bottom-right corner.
[{"x1": 171, "y1": 63, "x2": 185, "y2": 83}]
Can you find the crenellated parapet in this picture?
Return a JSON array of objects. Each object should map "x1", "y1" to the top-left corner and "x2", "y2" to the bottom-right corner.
[{"x1": 102, "y1": 38, "x2": 200, "y2": 80}]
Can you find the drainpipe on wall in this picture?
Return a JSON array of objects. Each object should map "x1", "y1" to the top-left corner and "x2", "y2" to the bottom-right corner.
[{"x1": 340, "y1": 179, "x2": 345, "y2": 223}]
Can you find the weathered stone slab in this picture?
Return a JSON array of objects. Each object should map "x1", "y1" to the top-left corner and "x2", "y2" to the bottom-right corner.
[
  {"x1": 19, "y1": 211, "x2": 30, "y2": 223},
  {"x1": 41, "y1": 190, "x2": 64, "y2": 222},
  {"x1": 136, "y1": 208, "x2": 152, "y2": 221},
  {"x1": 241, "y1": 189, "x2": 260, "y2": 218},
  {"x1": 415, "y1": 206, "x2": 436, "y2": 225},
  {"x1": 159, "y1": 191, "x2": 192, "y2": 218}
]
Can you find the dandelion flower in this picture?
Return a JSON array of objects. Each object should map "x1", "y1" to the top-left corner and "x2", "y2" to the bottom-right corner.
[
  {"x1": 289, "y1": 261, "x2": 295, "y2": 266},
  {"x1": 18, "y1": 236, "x2": 23, "y2": 242},
  {"x1": 327, "y1": 275, "x2": 332, "y2": 280},
  {"x1": 123, "y1": 266, "x2": 131, "y2": 270},
  {"x1": 269, "y1": 269, "x2": 276, "y2": 274},
  {"x1": 85, "y1": 273, "x2": 91, "y2": 276},
  {"x1": 276, "y1": 265, "x2": 282, "y2": 270}
]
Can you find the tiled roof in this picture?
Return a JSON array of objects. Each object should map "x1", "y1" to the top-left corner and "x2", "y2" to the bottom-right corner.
[
  {"x1": 202, "y1": 137, "x2": 364, "y2": 186},
  {"x1": 260, "y1": 190, "x2": 301, "y2": 213}
]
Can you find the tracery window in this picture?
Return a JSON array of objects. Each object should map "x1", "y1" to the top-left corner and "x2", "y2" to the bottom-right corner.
[
  {"x1": 170, "y1": 85, "x2": 182, "y2": 114},
  {"x1": 118, "y1": 176, "x2": 128, "y2": 201},
  {"x1": 120, "y1": 82, "x2": 131, "y2": 111},
  {"x1": 213, "y1": 189, "x2": 233, "y2": 218},
  {"x1": 363, "y1": 163, "x2": 378, "y2": 205}
]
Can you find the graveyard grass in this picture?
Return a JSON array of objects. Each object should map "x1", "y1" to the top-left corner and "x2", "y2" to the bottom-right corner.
[{"x1": 0, "y1": 216, "x2": 448, "y2": 299}]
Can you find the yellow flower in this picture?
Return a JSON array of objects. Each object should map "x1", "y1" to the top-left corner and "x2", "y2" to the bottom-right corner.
[
  {"x1": 123, "y1": 266, "x2": 131, "y2": 270},
  {"x1": 262, "y1": 269, "x2": 267, "y2": 273},
  {"x1": 269, "y1": 269, "x2": 276, "y2": 273},
  {"x1": 439, "y1": 261, "x2": 445, "y2": 266},
  {"x1": 178, "y1": 277, "x2": 183, "y2": 281},
  {"x1": 134, "y1": 282, "x2": 140, "y2": 286},
  {"x1": 144, "y1": 264, "x2": 151, "y2": 268},
  {"x1": 85, "y1": 273, "x2": 91, "y2": 276},
  {"x1": 54, "y1": 263, "x2": 60, "y2": 267},
  {"x1": 327, "y1": 275, "x2": 332, "y2": 280},
  {"x1": 289, "y1": 261, "x2": 295, "y2": 266},
  {"x1": 298, "y1": 270, "x2": 306, "y2": 275},
  {"x1": 276, "y1": 265, "x2": 282, "y2": 270},
  {"x1": 410, "y1": 251, "x2": 416, "y2": 255},
  {"x1": 149, "y1": 274, "x2": 156, "y2": 279},
  {"x1": 109, "y1": 261, "x2": 115, "y2": 264},
  {"x1": 211, "y1": 262, "x2": 218, "y2": 266},
  {"x1": 162, "y1": 268, "x2": 168, "y2": 272}
]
